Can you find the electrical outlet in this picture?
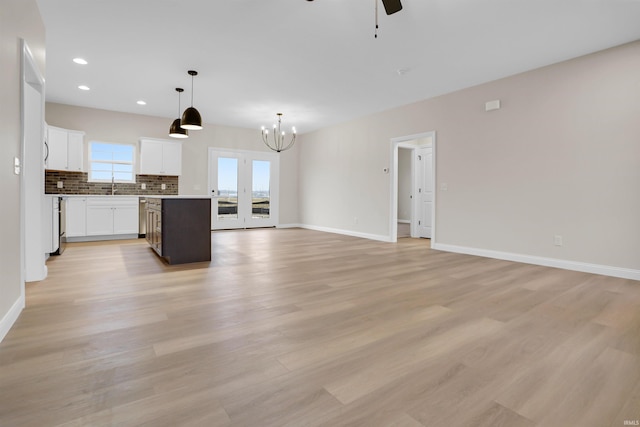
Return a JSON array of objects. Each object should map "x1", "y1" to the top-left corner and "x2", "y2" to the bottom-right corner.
[
  {"x1": 554, "y1": 235, "x2": 563, "y2": 246},
  {"x1": 354, "y1": 217, "x2": 358, "y2": 224},
  {"x1": 440, "y1": 183, "x2": 448, "y2": 191},
  {"x1": 161, "y1": 183, "x2": 166, "y2": 190},
  {"x1": 140, "y1": 183, "x2": 146, "y2": 190},
  {"x1": 57, "y1": 181, "x2": 64, "y2": 189}
]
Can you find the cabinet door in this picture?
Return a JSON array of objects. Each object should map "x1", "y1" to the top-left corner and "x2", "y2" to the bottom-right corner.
[
  {"x1": 162, "y1": 142, "x2": 182, "y2": 175},
  {"x1": 139, "y1": 140, "x2": 164, "y2": 175},
  {"x1": 66, "y1": 198, "x2": 87, "y2": 237},
  {"x1": 67, "y1": 132, "x2": 84, "y2": 172},
  {"x1": 113, "y1": 205, "x2": 139, "y2": 234},
  {"x1": 47, "y1": 127, "x2": 68, "y2": 171},
  {"x1": 145, "y1": 208, "x2": 153, "y2": 245},
  {"x1": 86, "y1": 205, "x2": 114, "y2": 236}
]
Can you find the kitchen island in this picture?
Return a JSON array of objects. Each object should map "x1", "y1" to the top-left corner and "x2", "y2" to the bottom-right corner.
[{"x1": 145, "y1": 196, "x2": 211, "y2": 264}]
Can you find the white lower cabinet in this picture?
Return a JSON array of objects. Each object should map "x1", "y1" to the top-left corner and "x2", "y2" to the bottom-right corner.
[
  {"x1": 66, "y1": 197, "x2": 87, "y2": 237},
  {"x1": 113, "y1": 204, "x2": 139, "y2": 234},
  {"x1": 86, "y1": 197, "x2": 139, "y2": 236},
  {"x1": 86, "y1": 204, "x2": 114, "y2": 236},
  {"x1": 67, "y1": 197, "x2": 138, "y2": 241}
]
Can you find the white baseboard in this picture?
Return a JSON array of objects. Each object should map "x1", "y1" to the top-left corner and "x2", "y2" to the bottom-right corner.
[
  {"x1": 432, "y1": 243, "x2": 640, "y2": 281},
  {"x1": 0, "y1": 294, "x2": 25, "y2": 343},
  {"x1": 297, "y1": 224, "x2": 392, "y2": 242},
  {"x1": 276, "y1": 223, "x2": 303, "y2": 229}
]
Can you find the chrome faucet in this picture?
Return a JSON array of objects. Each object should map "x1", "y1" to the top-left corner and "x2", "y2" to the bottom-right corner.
[{"x1": 111, "y1": 176, "x2": 116, "y2": 195}]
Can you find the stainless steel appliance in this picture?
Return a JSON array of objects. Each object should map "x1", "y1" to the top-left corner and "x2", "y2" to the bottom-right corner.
[
  {"x1": 138, "y1": 197, "x2": 147, "y2": 237},
  {"x1": 51, "y1": 196, "x2": 66, "y2": 255}
]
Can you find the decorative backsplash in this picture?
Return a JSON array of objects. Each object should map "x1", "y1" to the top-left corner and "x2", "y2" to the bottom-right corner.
[{"x1": 45, "y1": 171, "x2": 179, "y2": 195}]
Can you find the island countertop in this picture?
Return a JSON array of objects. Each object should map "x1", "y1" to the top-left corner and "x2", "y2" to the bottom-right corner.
[{"x1": 144, "y1": 195, "x2": 212, "y2": 199}]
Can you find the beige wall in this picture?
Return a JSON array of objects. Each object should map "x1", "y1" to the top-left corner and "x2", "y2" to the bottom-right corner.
[
  {"x1": 299, "y1": 41, "x2": 640, "y2": 271},
  {"x1": 45, "y1": 104, "x2": 299, "y2": 225},
  {"x1": 0, "y1": 0, "x2": 46, "y2": 333}
]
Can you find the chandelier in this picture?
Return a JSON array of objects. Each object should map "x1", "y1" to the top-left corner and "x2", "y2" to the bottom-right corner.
[{"x1": 261, "y1": 113, "x2": 296, "y2": 152}]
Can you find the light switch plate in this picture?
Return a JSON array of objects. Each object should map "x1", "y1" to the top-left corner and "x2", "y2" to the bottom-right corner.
[{"x1": 485, "y1": 100, "x2": 501, "y2": 111}]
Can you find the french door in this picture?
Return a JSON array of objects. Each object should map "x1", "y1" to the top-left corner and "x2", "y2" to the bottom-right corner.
[{"x1": 208, "y1": 149, "x2": 279, "y2": 230}]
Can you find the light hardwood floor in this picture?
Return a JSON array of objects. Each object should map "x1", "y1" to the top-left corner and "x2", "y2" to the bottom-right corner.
[{"x1": 1, "y1": 228, "x2": 639, "y2": 426}]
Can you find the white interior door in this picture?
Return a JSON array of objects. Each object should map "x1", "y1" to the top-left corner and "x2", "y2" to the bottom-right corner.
[
  {"x1": 416, "y1": 146, "x2": 433, "y2": 238},
  {"x1": 209, "y1": 149, "x2": 279, "y2": 230}
]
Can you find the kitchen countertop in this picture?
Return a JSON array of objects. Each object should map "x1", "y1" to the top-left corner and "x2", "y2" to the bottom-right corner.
[{"x1": 51, "y1": 194, "x2": 212, "y2": 199}]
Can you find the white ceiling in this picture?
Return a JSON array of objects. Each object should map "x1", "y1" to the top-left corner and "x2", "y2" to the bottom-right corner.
[{"x1": 37, "y1": 0, "x2": 640, "y2": 134}]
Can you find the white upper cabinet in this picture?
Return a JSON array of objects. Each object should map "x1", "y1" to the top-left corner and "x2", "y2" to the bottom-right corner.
[
  {"x1": 46, "y1": 125, "x2": 85, "y2": 172},
  {"x1": 139, "y1": 138, "x2": 182, "y2": 176}
]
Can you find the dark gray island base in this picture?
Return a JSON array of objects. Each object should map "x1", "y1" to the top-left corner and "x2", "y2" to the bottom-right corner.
[{"x1": 145, "y1": 197, "x2": 211, "y2": 264}]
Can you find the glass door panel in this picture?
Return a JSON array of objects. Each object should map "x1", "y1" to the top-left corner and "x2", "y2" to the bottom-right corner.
[
  {"x1": 252, "y1": 160, "x2": 270, "y2": 219},
  {"x1": 217, "y1": 157, "x2": 239, "y2": 220}
]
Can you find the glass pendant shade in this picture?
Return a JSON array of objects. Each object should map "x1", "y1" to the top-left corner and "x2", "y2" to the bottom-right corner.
[
  {"x1": 169, "y1": 118, "x2": 188, "y2": 138},
  {"x1": 180, "y1": 106, "x2": 202, "y2": 130}
]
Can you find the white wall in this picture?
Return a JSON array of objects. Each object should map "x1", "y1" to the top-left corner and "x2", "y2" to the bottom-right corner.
[
  {"x1": 0, "y1": 0, "x2": 46, "y2": 340},
  {"x1": 45, "y1": 104, "x2": 299, "y2": 225},
  {"x1": 298, "y1": 41, "x2": 640, "y2": 274}
]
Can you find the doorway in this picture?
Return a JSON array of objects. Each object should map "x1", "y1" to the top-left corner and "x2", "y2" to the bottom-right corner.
[
  {"x1": 208, "y1": 148, "x2": 279, "y2": 230},
  {"x1": 390, "y1": 132, "x2": 436, "y2": 243}
]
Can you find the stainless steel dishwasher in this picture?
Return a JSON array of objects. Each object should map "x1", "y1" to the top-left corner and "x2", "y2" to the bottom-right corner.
[{"x1": 138, "y1": 197, "x2": 147, "y2": 237}]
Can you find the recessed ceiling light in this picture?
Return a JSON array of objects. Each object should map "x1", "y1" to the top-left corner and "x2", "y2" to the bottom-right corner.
[
  {"x1": 73, "y1": 58, "x2": 88, "y2": 65},
  {"x1": 137, "y1": 100, "x2": 147, "y2": 105},
  {"x1": 78, "y1": 85, "x2": 90, "y2": 91}
]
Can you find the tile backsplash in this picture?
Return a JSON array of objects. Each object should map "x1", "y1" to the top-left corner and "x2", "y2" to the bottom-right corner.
[{"x1": 45, "y1": 171, "x2": 179, "y2": 195}]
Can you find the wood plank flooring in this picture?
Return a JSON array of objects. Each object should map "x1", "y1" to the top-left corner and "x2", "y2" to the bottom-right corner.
[{"x1": 1, "y1": 228, "x2": 639, "y2": 426}]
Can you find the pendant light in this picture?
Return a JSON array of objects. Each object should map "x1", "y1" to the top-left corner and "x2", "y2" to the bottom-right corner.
[
  {"x1": 169, "y1": 88, "x2": 189, "y2": 139},
  {"x1": 181, "y1": 70, "x2": 203, "y2": 130}
]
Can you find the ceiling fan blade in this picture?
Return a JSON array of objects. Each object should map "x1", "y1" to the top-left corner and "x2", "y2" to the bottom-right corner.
[{"x1": 381, "y1": 0, "x2": 403, "y2": 15}]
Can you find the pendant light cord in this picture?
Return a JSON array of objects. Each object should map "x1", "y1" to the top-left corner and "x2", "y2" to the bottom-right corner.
[
  {"x1": 190, "y1": 74, "x2": 194, "y2": 107},
  {"x1": 375, "y1": 0, "x2": 379, "y2": 38}
]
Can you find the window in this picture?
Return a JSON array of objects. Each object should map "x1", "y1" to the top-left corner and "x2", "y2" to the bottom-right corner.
[{"x1": 89, "y1": 141, "x2": 135, "y2": 182}]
